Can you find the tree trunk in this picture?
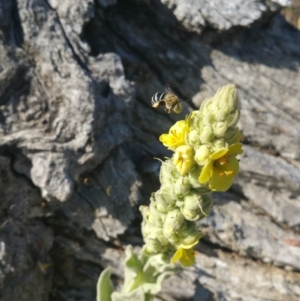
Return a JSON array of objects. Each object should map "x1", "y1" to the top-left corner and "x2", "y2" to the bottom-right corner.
[{"x1": 0, "y1": 0, "x2": 300, "y2": 300}]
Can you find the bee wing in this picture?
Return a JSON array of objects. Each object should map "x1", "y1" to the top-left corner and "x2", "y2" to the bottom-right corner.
[
  {"x1": 165, "y1": 84, "x2": 174, "y2": 94},
  {"x1": 166, "y1": 85, "x2": 190, "y2": 104}
]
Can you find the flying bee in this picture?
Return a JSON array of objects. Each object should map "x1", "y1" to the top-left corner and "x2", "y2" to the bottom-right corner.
[{"x1": 151, "y1": 87, "x2": 184, "y2": 114}]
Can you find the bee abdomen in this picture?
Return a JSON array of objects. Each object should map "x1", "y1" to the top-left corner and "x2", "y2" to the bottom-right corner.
[{"x1": 151, "y1": 92, "x2": 165, "y2": 105}]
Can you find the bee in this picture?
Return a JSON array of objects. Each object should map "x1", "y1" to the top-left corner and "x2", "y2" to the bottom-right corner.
[{"x1": 151, "y1": 87, "x2": 183, "y2": 114}]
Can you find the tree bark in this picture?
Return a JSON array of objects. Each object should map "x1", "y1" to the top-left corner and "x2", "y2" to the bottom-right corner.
[{"x1": 0, "y1": 0, "x2": 300, "y2": 300}]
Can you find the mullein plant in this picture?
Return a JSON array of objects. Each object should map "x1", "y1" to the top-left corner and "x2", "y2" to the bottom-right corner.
[{"x1": 97, "y1": 85, "x2": 243, "y2": 301}]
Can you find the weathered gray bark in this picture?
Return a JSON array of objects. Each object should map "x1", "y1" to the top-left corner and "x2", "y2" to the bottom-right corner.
[{"x1": 0, "y1": 0, "x2": 300, "y2": 300}]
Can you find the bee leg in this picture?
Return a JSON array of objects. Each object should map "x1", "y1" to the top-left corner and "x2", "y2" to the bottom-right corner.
[
  {"x1": 160, "y1": 100, "x2": 166, "y2": 108},
  {"x1": 164, "y1": 107, "x2": 171, "y2": 113}
]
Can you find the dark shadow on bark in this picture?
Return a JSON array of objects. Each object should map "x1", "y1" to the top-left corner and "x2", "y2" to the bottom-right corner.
[
  {"x1": 209, "y1": 14, "x2": 300, "y2": 71},
  {"x1": 82, "y1": 0, "x2": 211, "y2": 102}
]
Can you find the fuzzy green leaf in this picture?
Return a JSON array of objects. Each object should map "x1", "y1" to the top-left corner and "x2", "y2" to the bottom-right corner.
[
  {"x1": 121, "y1": 246, "x2": 180, "y2": 297},
  {"x1": 112, "y1": 287, "x2": 147, "y2": 301},
  {"x1": 97, "y1": 268, "x2": 114, "y2": 301}
]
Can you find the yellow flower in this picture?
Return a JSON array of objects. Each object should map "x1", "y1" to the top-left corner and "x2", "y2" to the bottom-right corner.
[
  {"x1": 198, "y1": 143, "x2": 243, "y2": 191},
  {"x1": 173, "y1": 145, "x2": 195, "y2": 176},
  {"x1": 171, "y1": 247, "x2": 195, "y2": 267},
  {"x1": 159, "y1": 120, "x2": 189, "y2": 150}
]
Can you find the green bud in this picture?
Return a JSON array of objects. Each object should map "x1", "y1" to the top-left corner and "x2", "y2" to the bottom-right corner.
[
  {"x1": 226, "y1": 128, "x2": 241, "y2": 145},
  {"x1": 223, "y1": 127, "x2": 239, "y2": 144},
  {"x1": 199, "y1": 125, "x2": 214, "y2": 143},
  {"x1": 174, "y1": 222, "x2": 203, "y2": 248},
  {"x1": 214, "y1": 84, "x2": 238, "y2": 117},
  {"x1": 180, "y1": 193, "x2": 213, "y2": 221},
  {"x1": 194, "y1": 145, "x2": 211, "y2": 166},
  {"x1": 199, "y1": 97, "x2": 214, "y2": 117},
  {"x1": 189, "y1": 111, "x2": 202, "y2": 129},
  {"x1": 212, "y1": 139, "x2": 227, "y2": 150},
  {"x1": 155, "y1": 190, "x2": 176, "y2": 213},
  {"x1": 188, "y1": 166, "x2": 206, "y2": 189},
  {"x1": 141, "y1": 215, "x2": 170, "y2": 254},
  {"x1": 160, "y1": 159, "x2": 180, "y2": 186},
  {"x1": 199, "y1": 85, "x2": 239, "y2": 137},
  {"x1": 174, "y1": 176, "x2": 191, "y2": 198},
  {"x1": 163, "y1": 209, "x2": 185, "y2": 239},
  {"x1": 188, "y1": 129, "x2": 200, "y2": 146},
  {"x1": 148, "y1": 202, "x2": 167, "y2": 227},
  {"x1": 212, "y1": 121, "x2": 228, "y2": 138},
  {"x1": 226, "y1": 109, "x2": 240, "y2": 127},
  {"x1": 144, "y1": 226, "x2": 170, "y2": 254}
]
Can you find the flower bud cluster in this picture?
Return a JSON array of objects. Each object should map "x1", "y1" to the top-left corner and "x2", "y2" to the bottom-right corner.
[
  {"x1": 190, "y1": 84, "x2": 240, "y2": 151},
  {"x1": 141, "y1": 159, "x2": 212, "y2": 254},
  {"x1": 141, "y1": 85, "x2": 243, "y2": 266}
]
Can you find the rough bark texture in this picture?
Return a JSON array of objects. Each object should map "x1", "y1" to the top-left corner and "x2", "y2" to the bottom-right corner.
[{"x1": 0, "y1": 0, "x2": 300, "y2": 300}]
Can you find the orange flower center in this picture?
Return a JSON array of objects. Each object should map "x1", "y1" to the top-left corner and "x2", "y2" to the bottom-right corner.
[{"x1": 213, "y1": 155, "x2": 233, "y2": 177}]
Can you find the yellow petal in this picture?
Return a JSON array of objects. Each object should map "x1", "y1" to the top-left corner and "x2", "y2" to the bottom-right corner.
[
  {"x1": 227, "y1": 143, "x2": 243, "y2": 156},
  {"x1": 209, "y1": 156, "x2": 239, "y2": 191},
  {"x1": 210, "y1": 148, "x2": 228, "y2": 160},
  {"x1": 180, "y1": 248, "x2": 195, "y2": 267},
  {"x1": 198, "y1": 161, "x2": 213, "y2": 183},
  {"x1": 209, "y1": 173, "x2": 234, "y2": 191},
  {"x1": 159, "y1": 134, "x2": 177, "y2": 147},
  {"x1": 171, "y1": 248, "x2": 195, "y2": 267},
  {"x1": 173, "y1": 145, "x2": 195, "y2": 176},
  {"x1": 159, "y1": 120, "x2": 189, "y2": 150},
  {"x1": 171, "y1": 248, "x2": 183, "y2": 264}
]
